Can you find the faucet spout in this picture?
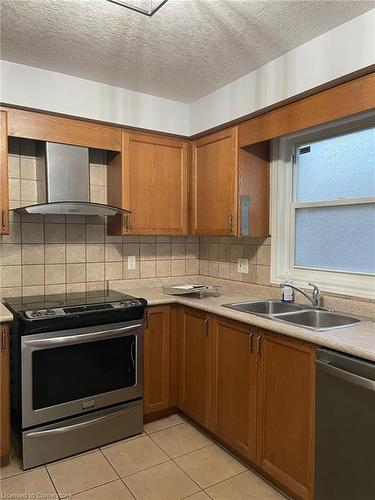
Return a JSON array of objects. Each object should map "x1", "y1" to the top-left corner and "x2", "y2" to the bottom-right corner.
[{"x1": 281, "y1": 282, "x2": 321, "y2": 308}]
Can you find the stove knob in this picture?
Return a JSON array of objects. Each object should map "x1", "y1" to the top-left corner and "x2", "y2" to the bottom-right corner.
[
  {"x1": 30, "y1": 310, "x2": 42, "y2": 318},
  {"x1": 45, "y1": 309, "x2": 56, "y2": 316}
]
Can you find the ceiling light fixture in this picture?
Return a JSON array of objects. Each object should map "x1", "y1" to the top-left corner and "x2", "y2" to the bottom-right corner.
[{"x1": 106, "y1": 0, "x2": 168, "y2": 16}]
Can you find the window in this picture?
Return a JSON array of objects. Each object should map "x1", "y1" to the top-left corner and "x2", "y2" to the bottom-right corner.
[{"x1": 271, "y1": 112, "x2": 375, "y2": 299}]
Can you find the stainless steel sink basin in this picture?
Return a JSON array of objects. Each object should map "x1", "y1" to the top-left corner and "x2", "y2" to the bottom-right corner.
[
  {"x1": 222, "y1": 300, "x2": 305, "y2": 316},
  {"x1": 275, "y1": 309, "x2": 361, "y2": 331},
  {"x1": 222, "y1": 300, "x2": 367, "y2": 332}
]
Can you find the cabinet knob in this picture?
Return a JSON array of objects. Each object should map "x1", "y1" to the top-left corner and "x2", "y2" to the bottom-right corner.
[
  {"x1": 204, "y1": 318, "x2": 209, "y2": 337},
  {"x1": 228, "y1": 214, "x2": 233, "y2": 232},
  {"x1": 145, "y1": 311, "x2": 150, "y2": 329},
  {"x1": 1, "y1": 330, "x2": 6, "y2": 352},
  {"x1": 1, "y1": 208, "x2": 6, "y2": 230},
  {"x1": 248, "y1": 331, "x2": 255, "y2": 352},
  {"x1": 256, "y1": 334, "x2": 262, "y2": 356}
]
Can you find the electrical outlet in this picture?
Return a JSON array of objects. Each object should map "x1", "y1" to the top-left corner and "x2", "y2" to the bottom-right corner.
[
  {"x1": 128, "y1": 256, "x2": 136, "y2": 270},
  {"x1": 237, "y1": 258, "x2": 249, "y2": 273}
]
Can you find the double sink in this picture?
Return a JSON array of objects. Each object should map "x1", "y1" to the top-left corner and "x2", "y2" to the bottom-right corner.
[{"x1": 222, "y1": 300, "x2": 365, "y2": 332}]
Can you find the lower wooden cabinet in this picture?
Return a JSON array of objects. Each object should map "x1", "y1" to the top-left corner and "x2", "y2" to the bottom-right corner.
[
  {"x1": 211, "y1": 316, "x2": 258, "y2": 461},
  {"x1": 1, "y1": 323, "x2": 10, "y2": 466},
  {"x1": 143, "y1": 306, "x2": 171, "y2": 415},
  {"x1": 143, "y1": 307, "x2": 316, "y2": 500},
  {"x1": 256, "y1": 329, "x2": 316, "y2": 500},
  {"x1": 179, "y1": 307, "x2": 211, "y2": 427}
]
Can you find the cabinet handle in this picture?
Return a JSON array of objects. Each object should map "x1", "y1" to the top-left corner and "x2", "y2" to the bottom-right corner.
[
  {"x1": 127, "y1": 215, "x2": 131, "y2": 230},
  {"x1": 204, "y1": 318, "x2": 209, "y2": 337},
  {"x1": 1, "y1": 330, "x2": 6, "y2": 352},
  {"x1": 228, "y1": 214, "x2": 233, "y2": 232},
  {"x1": 124, "y1": 215, "x2": 130, "y2": 231},
  {"x1": 145, "y1": 311, "x2": 150, "y2": 329},
  {"x1": 256, "y1": 334, "x2": 262, "y2": 356},
  {"x1": 1, "y1": 208, "x2": 6, "y2": 230},
  {"x1": 248, "y1": 331, "x2": 255, "y2": 352}
]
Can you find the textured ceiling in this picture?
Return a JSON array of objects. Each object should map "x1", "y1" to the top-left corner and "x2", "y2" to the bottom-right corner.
[{"x1": 1, "y1": 0, "x2": 374, "y2": 102}]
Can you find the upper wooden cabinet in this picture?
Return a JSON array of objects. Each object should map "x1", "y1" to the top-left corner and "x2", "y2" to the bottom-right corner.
[
  {"x1": 0, "y1": 111, "x2": 9, "y2": 235},
  {"x1": 179, "y1": 307, "x2": 211, "y2": 427},
  {"x1": 191, "y1": 127, "x2": 269, "y2": 237},
  {"x1": 191, "y1": 127, "x2": 238, "y2": 235},
  {"x1": 211, "y1": 316, "x2": 258, "y2": 462},
  {"x1": 143, "y1": 306, "x2": 171, "y2": 416},
  {"x1": 108, "y1": 131, "x2": 188, "y2": 235},
  {"x1": 257, "y1": 329, "x2": 315, "y2": 500}
]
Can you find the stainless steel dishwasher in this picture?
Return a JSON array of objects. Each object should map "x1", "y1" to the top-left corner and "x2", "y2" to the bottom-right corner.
[{"x1": 315, "y1": 348, "x2": 375, "y2": 500}]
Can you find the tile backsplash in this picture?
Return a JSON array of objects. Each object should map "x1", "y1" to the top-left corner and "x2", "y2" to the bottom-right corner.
[
  {"x1": 0, "y1": 139, "x2": 200, "y2": 298},
  {"x1": 199, "y1": 236, "x2": 271, "y2": 285}
]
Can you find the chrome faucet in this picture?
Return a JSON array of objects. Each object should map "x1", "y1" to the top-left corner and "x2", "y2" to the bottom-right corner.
[{"x1": 281, "y1": 282, "x2": 321, "y2": 308}]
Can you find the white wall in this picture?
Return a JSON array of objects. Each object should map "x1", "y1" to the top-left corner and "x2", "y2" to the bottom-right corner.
[
  {"x1": 189, "y1": 9, "x2": 375, "y2": 135},
  {"x1": 0, "y1": 61, "x2": 190, "y2": 136},
  {"x1": 1, "y1": 9, "x2": 374, "y2": 137}
]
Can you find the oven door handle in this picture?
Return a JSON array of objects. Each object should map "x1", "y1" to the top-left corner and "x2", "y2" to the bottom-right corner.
[
  {"x1": 25, "y1": 406, "x2": 136, "y2": 438},
  {"x1": 23, "y1": 323, "x2": 142, "y2": 347}
]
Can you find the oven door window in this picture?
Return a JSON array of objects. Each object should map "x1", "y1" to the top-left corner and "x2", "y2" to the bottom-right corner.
[{"x1": 32, "y1": 335, "x2": 136, "y2": 409}]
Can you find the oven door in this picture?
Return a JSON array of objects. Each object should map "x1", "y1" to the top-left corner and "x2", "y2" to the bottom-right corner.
[{"x1": 21, "y1": 319, "x2": 143, "y2": 428}]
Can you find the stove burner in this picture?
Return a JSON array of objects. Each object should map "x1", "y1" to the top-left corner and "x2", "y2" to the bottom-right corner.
[{"x1": 3, "y1": 289, "x2": 147, "y2": 324}]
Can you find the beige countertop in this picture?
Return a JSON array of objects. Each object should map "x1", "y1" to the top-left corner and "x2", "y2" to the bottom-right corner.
[
  {"x1": 1, "y1": 278, "x2": 374, "y2": 361},
  {"x1": 114, "y1": 281, "x2": 375, "y2": 362},
  {"x1": 0, "y1": 302, "x2": 13, "y2": 323}
]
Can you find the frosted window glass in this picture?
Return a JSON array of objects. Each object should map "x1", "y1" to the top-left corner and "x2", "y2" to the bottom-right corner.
[
  {"x1": 294, "y1": 204, "x2": 375, "y2": 274},
  {"x1": 296, "y1": 127, "x2": 375, "y2": 202}
]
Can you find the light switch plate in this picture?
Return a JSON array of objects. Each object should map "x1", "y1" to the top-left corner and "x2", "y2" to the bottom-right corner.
[
  {"x1": 128, "y1": 256, "x2": 136, "y2": 270},
  {"x1": 238, "y1": 258, "x2": 249, "y2": 273}
]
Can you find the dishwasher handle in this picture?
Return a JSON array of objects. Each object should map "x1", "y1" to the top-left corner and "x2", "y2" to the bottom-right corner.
[{"x1": 316, "y1": 359, "x2": 375, "y2": 392}]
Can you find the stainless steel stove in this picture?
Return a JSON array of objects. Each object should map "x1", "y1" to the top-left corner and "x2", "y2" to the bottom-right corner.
[{"x1": 4, "y1": 289, "x2": 147, "y2": 469}]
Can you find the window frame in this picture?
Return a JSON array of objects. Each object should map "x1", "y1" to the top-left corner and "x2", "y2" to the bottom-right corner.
[{"x1": 270, "y1": 111, "x2": 375, "y2": 299}]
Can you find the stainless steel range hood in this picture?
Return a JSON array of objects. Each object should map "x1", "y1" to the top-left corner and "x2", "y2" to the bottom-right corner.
[{"x1": 13, "y1": 142, "x2": 130, "y2": 217}]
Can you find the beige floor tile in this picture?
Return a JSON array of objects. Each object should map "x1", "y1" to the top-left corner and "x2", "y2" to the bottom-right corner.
[
  {"x1": 100, "y1": 431, "x2": 146, "y2": 449},
  {"x1": 124, "y1": 460, "x2": 200, "y2": 500},
  {"x1": 47, "y1": 449, "x2": 117, "y2": 496},
  {"x1": 0, "y1": 454, "x2": 25, "y2": 479},
  {"x1": 185, "y1": 492, "x2": 211, "y2": 500},
  {"x1": 151, "y1": 422, "x2": 212, "y2": 458},
  {"x1": 72, "y1": 479, "x2": 134, "y2": 499},
  {"x1": 144, "y1": 414, "x2": 186, "y2": 434},
  {"x1": 205, "y1": 471, "x2": 285, "y2": 500},
  {"x1": 175, "y1": 444, "x2": 247, "y2": 488},
  {"x1": 1, "y1": 468, "x2": 57, "y2": 497},
  {"x1": 101, "y1": 435, "x2": 169, "y2": 477}
]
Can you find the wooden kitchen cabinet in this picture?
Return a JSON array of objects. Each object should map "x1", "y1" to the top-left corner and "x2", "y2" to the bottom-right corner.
[
  {"x1": 191, "y1": 126, "x2": 269, "y2": 236},
  {"x1": 0, "y1": 111, "x2": 9, "y2": 235},
  {"x1": 143, "y1": 306, "x2": 171, "y2": 415},
  {"x1": 108, "y1": 131, "x2": 188, "y2": 235},
  {"x1": 211, "y1": 316, "x2": 258, "y2": 461},
  {"x1": 256, "y1": 329, "x2": 315, "y2": 500},
  {"x1": 0, "y1": 323, "x2": 10, "y2": 466},
  {"x1": 179, "y1": 307, "x2": 211, "y2": 427},
  {"x1": 191, "y1": 127, "x2": 238, "y2": 235}
]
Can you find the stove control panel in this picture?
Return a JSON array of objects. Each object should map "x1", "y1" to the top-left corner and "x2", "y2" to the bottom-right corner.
[{"x1": 24, "y1": 299, "x2": 143, "y2": 320}]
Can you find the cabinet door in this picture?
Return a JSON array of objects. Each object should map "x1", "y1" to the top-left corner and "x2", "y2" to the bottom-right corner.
[
  {"x1": 1, "y1": 324, "x2": 10, "y2": 465},
  {"x1": 257, "y1": 330, "x2": 315, "y2": 500},
  {"x1": 191, "y1": 127, "x2": 238, "y2": 235},
  {"x1": 143, "y1": 306, "x2": 171, "y2": 415},
  {"x1": 179, "y1": 307, "x2": 211, "y2": 427},
  {"x1": 0, "y1": 111, "x2": 9, "y2": 235},
  {"x1": 124, "y1": 132, "x2": 188, "y2": 235},
  {"x1": 211, "y1": 317, "x2": 258, "y2": 461}
]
